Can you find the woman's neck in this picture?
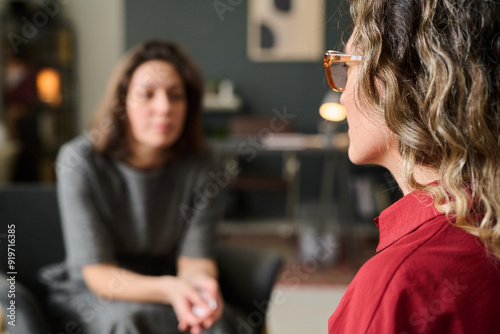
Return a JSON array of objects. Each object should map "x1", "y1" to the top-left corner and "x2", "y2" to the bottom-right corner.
[
  {"x1": 383, "y1": 150, "x2": 440, "y2": 195},
  {"x1": 125, "y1": 140, "x2": 170, "y2": 171}
]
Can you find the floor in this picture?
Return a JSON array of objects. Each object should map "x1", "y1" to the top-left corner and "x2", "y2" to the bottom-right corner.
[
  {"x1": 267, "y1": 285, "x2": 347, "y2": 334},
  {"x1": 218, "y1": 219, "x2": 378, "y2": 334}
]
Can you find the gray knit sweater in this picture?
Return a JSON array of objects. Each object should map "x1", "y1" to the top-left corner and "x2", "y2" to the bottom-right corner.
[{"x1": 54, "y1": 135, "x2": 224, "y2": 280}]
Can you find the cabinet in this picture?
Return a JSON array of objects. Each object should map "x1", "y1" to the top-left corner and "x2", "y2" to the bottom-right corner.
[{"x1": 0, "y1": 1, "x2": 76, "y2": 182}]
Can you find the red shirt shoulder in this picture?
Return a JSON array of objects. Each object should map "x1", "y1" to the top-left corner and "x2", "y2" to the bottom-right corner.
[{"x1": 329, "y1": 193, "x2": 500, "y2": 334}]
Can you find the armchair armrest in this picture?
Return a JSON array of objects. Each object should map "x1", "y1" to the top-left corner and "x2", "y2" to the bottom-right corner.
[{"x1": 216, "y1": 244, "x2": 284, "y2": 319}]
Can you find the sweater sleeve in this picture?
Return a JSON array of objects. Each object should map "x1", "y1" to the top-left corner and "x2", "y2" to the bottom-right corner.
[{"x1": 55, "y1": 141, "x2": 115, "y2": 271}]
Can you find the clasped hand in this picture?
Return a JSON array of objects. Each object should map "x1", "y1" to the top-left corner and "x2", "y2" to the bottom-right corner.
[{"x1": 168, "y1": 275, "x2": 223, "y2": 334}]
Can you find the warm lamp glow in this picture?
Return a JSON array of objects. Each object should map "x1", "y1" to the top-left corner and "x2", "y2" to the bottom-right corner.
[
  {"x1": 319, "y1": 102, "x2": 346, "y2": 122},
  {"x1": 36, "y1": 68, "x2": 62, "y2": 107}
]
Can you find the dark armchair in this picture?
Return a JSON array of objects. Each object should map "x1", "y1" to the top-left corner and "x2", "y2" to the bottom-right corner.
[{"x1": 0, "y1": 185, "x2": 283, "y2": 334}]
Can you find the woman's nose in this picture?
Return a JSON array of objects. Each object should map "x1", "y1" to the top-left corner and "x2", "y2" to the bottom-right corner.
[{"x1": 153, "y1": 92, "x2": 170, "y2": 114}]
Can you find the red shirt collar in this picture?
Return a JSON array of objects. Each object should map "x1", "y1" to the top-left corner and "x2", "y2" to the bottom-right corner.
[{"x1": 374, "y1": 191, "x2": 445, "y2": 252}]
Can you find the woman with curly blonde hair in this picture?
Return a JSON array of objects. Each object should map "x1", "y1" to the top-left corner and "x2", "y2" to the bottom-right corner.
[{"x1": 325, "y1": 0, "x2": 500, "y2": 332}]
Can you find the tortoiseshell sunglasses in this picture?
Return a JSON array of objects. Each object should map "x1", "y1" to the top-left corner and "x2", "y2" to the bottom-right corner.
[{"x1": 324, "y1": 50, "x2": 362, "y2": 92}]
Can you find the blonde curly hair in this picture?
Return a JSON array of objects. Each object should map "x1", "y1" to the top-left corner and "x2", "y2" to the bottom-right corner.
[{"x1": 348, "y1": 0, "x2": 500, "y2": 256}]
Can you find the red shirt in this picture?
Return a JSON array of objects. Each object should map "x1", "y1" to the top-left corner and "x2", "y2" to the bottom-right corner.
[{"x1": 328, "y1": 191, "x2": 500, "y2": 333}]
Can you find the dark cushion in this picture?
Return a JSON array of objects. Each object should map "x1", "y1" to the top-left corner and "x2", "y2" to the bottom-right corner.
[{"x1": 0, "y1": 184, "x2": 65, "y2": 303}]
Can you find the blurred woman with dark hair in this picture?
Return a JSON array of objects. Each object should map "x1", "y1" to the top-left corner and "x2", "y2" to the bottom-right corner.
[
  {"x1": 325, "y1": 0, "x2": 500, "y2": 332},
  {"x1": 43, "y1": 40, "x2": 231, "y2": 334}
]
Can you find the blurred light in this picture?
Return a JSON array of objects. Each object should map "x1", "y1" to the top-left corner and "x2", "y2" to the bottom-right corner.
[
  {"x1": 319, "y1": 91, "x2": 346, "y2": 122},
  {"x1": 36, "y1": 68, "x2": 61, "y2": 108},
  {"x1": 320, "y1": 103, "x2": 346, "y2": 122}
]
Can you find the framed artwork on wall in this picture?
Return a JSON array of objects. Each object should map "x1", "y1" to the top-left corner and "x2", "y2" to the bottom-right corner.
[{"x1": 247, "y1": 0, "x2": 325, "y2": 62}]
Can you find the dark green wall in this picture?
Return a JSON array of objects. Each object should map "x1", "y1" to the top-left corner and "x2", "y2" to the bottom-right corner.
[
  {"x1": 124, "y1": 0, "x2": 353, "y2": 217},
  {"x1": 125, "y1": 0, "x2": 351, "y2": 134}
]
